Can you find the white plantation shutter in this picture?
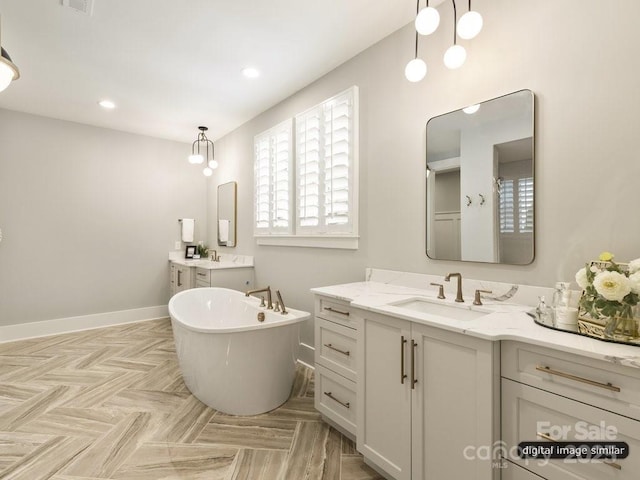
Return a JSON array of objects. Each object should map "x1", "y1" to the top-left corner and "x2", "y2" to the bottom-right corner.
[
  {"x1": 297, "y1": 107, "x2": 322, "y2": 228},
  {"x1": 518, "y1": 177, "x2": 534, "y2": 233},
  {"x1": 499, "y1": 179, "x2": 515, "y2": 234},
  {"x1": 296, "y1": 86, "x2": 358, "y2": 235},
  {"x1": 254, "y1": 119, "x2": 292, "y2": 234}
]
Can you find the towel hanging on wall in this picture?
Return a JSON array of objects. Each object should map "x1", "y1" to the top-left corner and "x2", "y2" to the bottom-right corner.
[
  {"x1": 218, "y1": 219, "x2": 229, "y2": 245},
  {"x1": 181, "y1": 218, "x2": 195, "y2": 242}
]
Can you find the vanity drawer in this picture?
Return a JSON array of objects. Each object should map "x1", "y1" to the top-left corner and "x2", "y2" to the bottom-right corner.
[
  {"x1": 502, "y1": 341, "x2": 640, "y2": 419},
  {"x1": 195, "y1": 268, "x2": 211, "y2": 284},
  {"x1": 315, "y1": 296, "x2": 356, "y2": 329},
  {"x1": 502, "y1": 378, "x2": 640, "y2": 480},
  {"x1": 502, "y1": 461, "x2": 545, "y2": 480},
  {"x1": 315, "y1": 364, "x2": 357, "y2": 436},
  {"x1": 315, "y1": 318, "x2": 357, "y2": 381}
]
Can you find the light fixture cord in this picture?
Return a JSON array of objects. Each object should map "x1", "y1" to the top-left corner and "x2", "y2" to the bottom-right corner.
[
  {"x1": 452, "y1": 0, "x2": 458, "y2": 45},
  {"x1": 414, "y1": 0, "x2": 421, "y2": 58}
]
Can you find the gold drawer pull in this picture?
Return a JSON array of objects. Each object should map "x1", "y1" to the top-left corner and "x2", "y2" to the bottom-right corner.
[
  {"x1": 535, "y1": 366, "x2": 621, "y2": 392},
  {"x1": 197, "y1": 272, "x2": 207, "y2": 277},
  {"x1": 537, "y1": 432, "x2": 622, "y2": 470},
  {"x1": 323, "y1": 391, "x2": 350, "y2": 409},
  {"x1": 536, "y1": 432, "x2": 556, "y2": 442},
  {"x1": 324, "y1": 307, "x2": 350, "y2": 316},
  {"x1": 323, "y1": 343, "x2": 350, "y2": 356},
  {"x1": 400, "y1": 336, "x2": 407, "y2": 384}
]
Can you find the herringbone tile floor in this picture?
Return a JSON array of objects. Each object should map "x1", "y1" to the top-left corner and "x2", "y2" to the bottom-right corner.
[{"x1": 0, "y1": 318, "x2": 382, "y2": 480}]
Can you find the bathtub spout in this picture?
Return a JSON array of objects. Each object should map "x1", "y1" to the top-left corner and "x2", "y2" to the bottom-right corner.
[
  {"x1": 276, "y1": 290, "x2": 288, "y2": 315},
  {"x1": 246, "y1": 286, "x2": 273, "y2": 309}
]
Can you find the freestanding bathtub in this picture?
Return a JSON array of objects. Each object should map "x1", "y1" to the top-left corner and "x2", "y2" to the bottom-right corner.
[{"x1": 168, "y1": 287, "x2": 310, "y2": 415}]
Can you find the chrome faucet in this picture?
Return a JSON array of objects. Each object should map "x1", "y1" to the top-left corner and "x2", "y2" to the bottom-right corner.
[
  {"x1": 210, "y1": 250, "x2": 220, "y2": 262},
  {"x1": 444, "y1": 273, "x2": 464, "y2": 303},
  {"x1": 246, "y1": 286, "x2": 273, "y2": 309}
]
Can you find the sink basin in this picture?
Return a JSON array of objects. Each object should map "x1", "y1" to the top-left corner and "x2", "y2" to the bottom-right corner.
[{"x1": 390, "y1": 298, "x2": 488, "y2": 321}]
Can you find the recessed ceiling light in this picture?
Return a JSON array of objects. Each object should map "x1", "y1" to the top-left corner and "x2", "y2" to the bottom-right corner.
[
  {"x1": 242, "y1": 67, "x2": 260, "y2": 79},
  {"x1": 463, "y1": 104, "x2": 480, "y2": 114},
  {"x1": 98, "y1": 99, "x2": 116, "y2": 109}
]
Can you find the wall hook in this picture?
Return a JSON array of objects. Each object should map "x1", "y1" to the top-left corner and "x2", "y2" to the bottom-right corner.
[
  {"x1": 479, "y1": 194, "x2": 485, "y2": 205},
  {"x1": 465, "y1": 195, "x2": 472, "y2": 206}
]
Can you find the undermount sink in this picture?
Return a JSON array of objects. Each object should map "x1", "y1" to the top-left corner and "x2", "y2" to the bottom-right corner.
[{"x1": 390, "y1": 298, "x2": 489, "y2": 321}]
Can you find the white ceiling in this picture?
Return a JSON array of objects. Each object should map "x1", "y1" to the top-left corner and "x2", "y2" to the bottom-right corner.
[{"x1": 0, "y1": 0, "x2": 433, "y2": 143}]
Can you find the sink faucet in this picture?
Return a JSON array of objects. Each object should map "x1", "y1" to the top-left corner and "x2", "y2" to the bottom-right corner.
[
  {"x1": 210, "y1": 250, "x2": 220, "y2": 262},
  {"x1": 444, "y1": 273, "x2": 464, "y2": 303},
  {"x1": 245, "y1": 286, "x2": 273, "y2": 309}
]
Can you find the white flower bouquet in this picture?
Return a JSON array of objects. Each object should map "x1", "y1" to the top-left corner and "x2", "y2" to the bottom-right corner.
[{"x1": 575, "y1": 252, "x2": 640, "y2": 340}]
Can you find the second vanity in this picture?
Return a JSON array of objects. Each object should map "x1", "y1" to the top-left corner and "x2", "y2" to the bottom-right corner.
[
  {"x1": 168, "y1": 253, "x2": 254, "y2": 295},
  {"x1": 312, "y1": 269, "x2": 640, "y2": 480}
]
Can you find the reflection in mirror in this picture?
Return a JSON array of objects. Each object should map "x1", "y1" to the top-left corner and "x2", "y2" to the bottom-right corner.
[
  {"x1": 426, "y1": 90, "x2": 534, "y2": 264},
  {"x1": 217, "y1": 181, "x2": 237, "y2": 247}
]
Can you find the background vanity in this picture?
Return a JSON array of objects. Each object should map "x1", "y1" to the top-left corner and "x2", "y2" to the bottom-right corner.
[
  {"x1": 312, "y1": 269, "x2": 640, "y2": 480},
  {"x1": 168, "y1": 253, "x2": 254, "y2": 295}
]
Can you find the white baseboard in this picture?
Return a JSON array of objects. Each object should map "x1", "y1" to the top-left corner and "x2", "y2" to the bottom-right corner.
[
  {"x1": 0, "y1": 305, "x2": 169, "y2": 344},
  {"x1": 298, "y1": 341, "x2": 315, "y2": 367}
]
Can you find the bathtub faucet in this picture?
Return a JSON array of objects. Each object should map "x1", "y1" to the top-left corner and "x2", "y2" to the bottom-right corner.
[{"x1": 245, "y1": 286, "x2": 273, "y2": 309}]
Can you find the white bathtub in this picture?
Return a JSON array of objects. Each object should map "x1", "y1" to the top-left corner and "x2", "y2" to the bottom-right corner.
[{"x1": 168, "y1": 287, "x2": 310, "y2": 415}]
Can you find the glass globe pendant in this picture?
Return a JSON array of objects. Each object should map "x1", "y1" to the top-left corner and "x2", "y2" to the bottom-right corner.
[
  {"x1": 444, "y1": 44, "x2": 466, "y2": 69},
  {"x1": 457, "y1": 10, "x2": 483, "y2": 40},
  {"x1": 405, "y1": 57, "x2": 427, "y2": 82},
  {"x1": 415, "y1": 5, "x2": 440, "y2": 35}
]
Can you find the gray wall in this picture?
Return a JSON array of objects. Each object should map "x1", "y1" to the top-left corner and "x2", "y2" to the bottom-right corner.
[
  {"x1": 207, "y1": 0, "x2": 640, "y2": 352},
  {"x1": 0, "y1": 109, "x2": 207, "y2": 327}
]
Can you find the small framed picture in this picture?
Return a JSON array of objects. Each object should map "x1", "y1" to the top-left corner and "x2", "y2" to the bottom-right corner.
[{"x1": 185, "y1": 245, "x2": 197, "y2": 259}]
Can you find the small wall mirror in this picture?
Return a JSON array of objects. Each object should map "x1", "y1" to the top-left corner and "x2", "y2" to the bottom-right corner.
[
  {"x1": 426, "y1": 89, "x2": 534, "y2": 264},
  {"x1": 217, "y1": 181, "x2": 237, "y2": 247}
]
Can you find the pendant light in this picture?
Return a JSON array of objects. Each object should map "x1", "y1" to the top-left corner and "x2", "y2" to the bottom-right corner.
[
  {"x1": 405, "y1": 0, "x2": 427, "y2": 82},
  {"x1": 457, "y1": 0, "x2": 483, "y2": 40},
  {"x1": 0, "y1": 16, "x2": 20, "y2": 93},
  {"x1": 443, "y1": 0, "x2": 466, "y2": 69},
  {"x1": 415, "y1": 0, "x2": 440, "y2": 36},
  {"x1": 188, "y1": 126, "x2": 218, "y2": 176}
]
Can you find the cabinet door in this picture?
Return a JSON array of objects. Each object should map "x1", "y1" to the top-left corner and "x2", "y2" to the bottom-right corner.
[
  {"x1": 357, "y1": 313, "x2": 412, "y2": 480},
  {"x1": 175, "y1": 266, "x2": 192, "y2": 292},
  {"x1": 411, "y1": 324, "x2": 499, "y2": 480}
]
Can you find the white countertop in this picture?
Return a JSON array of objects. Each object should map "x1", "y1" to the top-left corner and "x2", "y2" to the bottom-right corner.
[
  {"x1": 311, "y1": 280, "x2": 640, "y2": 369},
  {"x1": 168, "y1": 252, "x2": 254, "y2": 270}
]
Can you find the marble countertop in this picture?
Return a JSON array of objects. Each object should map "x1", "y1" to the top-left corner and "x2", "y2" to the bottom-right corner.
[
  {"x1": 168, "y1": 252, "x2": 254, "y2": 270},
  {"x1": 311, "y1": 280, "x2": 640, "y2": 369}
]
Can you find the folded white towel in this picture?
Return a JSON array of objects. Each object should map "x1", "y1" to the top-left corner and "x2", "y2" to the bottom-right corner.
[
  {"x1": 218, "y1": 219, "x2": 229, "y2": 244},
  {"x1": 181, "y1": 218, "x2": 195, "y2": 242}
]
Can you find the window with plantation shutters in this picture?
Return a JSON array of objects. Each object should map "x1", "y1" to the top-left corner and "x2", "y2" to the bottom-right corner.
[
  {"x1": 499, "y1": 176, "x2": 533, "y2": 234},
  {"x1": 254, "y1": 86, "x2": 359, "y2": 249},
  {"x1": 296, "y1": 86, "x2": 358, "y2": 235},
  {"x1": 253, "y1": 119, "x2": 293, "y2": 234}
]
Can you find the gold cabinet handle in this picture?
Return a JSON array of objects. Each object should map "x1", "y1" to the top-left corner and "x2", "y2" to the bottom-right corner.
[
  {"x1": 400, "y1": 336, "x2": 407, "y2": 384},
  {"x1": 197, "y1": 272, "x2": 207, "y2": 277},
  {"x1": 537, "y1": 432, "x2": 621, "y2": 470},
  {"x1": 323, "y1": 391, "x2": 350, "y2": 409},
  {"x1": 324, "y1": 307, "x2": 350, "y2": 316},
  {"x1": 323, "y1": 343, "x2": 350, "y2": 356},
  {"x1": 535, "y1": 365, "x2": 621, "y2": 392},
  {"x1": 177, "y1": 270, "x2": 182, "y2": 287},
  {"x1": 411, "y1": 339, "x2": 418, "y2": 389}
]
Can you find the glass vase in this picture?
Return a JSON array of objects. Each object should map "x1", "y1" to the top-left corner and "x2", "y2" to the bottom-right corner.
[{"x1": 603, "y1": 312, "x2": 639, "y2": 341}]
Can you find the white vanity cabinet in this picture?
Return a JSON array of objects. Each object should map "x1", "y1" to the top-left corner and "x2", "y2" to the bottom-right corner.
[
  {"x1": 170, "y1": 262, "x2": 193, "y2": 296},
  {"x1": 314, "y1": 296, "x2": 361, "y2": 438},
  {"x1": 194, "y1": 266, "x2": 253, "y2": 291},
  {"x1": 501, "y1": 341, "x2": 640, "y2": 480},
  {"x1": 357, "y1": 310, "x2": 500, "y2": 480}
]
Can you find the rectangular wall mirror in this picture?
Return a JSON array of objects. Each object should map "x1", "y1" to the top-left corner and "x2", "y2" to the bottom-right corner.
[
  {"x1": 217, "y1": 181, "x2": 237, "y2": 247},
  {"x1": 426, "y1": 89, "x2": 534, "y2": 264}
]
